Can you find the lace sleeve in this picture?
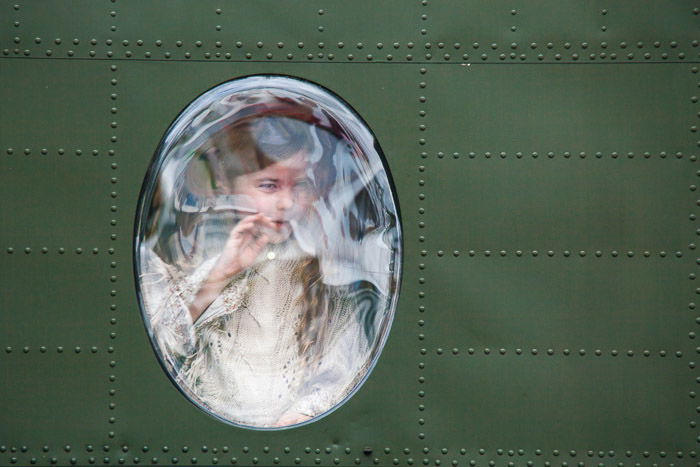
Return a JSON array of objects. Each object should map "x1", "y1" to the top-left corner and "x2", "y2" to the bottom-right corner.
[
  {"x1": 140, "y1": 253, "x2": 232, "y2": 371},
  {"x1": 140, "y1": 250, "x2": 248, "y2": 371}
]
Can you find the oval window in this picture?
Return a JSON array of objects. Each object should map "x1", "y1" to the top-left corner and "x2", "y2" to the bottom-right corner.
[{"x1": 135, "y1": 76, "x2": 402, "y2": 429}]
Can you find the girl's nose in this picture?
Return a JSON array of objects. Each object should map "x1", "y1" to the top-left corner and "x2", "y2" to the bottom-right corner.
[{"x1": 276, "y1": 189, "x2": 294, "y2": 210}]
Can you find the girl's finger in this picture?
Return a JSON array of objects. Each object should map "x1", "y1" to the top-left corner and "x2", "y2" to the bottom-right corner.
[
  {"x1": 253, "y1": 213, "x2": 274, "y2": 225},
  {"x1": 253, "y1": 234, "x2": 269, "y2": 249},
  {"x1": 236, "y1": 212, "x2": 264, "y2": 228},
  {"x1": 252, "y1": 215, "x2": 277, "y2": 229},
  {"x1": 232, "y1": 223, "x2": 257, "y2": 238},
  {"x1": 231, "y1": 214, "x2": 266, "y2": 236}
]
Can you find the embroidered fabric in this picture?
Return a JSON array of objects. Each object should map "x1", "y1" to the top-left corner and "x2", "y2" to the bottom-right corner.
[{"x1": 140, "y1": 241, "x2": 380, "y2": 427}]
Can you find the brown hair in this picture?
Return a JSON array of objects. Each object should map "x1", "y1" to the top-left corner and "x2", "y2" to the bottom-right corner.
[{"x1": 187, "y1": 116, "x2": 313, "y2": 195}]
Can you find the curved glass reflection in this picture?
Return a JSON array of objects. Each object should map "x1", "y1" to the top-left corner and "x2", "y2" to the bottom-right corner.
[{"x1": 135, "y1": 76, "x2": 402, "y2": 429}]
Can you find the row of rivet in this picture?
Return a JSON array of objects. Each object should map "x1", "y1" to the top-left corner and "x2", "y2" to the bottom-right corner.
[
  {"x1": 3, "y1": 446, "x2": 686, "y2": 456},
  {"x1": 2, "y1": 449, "x2": 692, "y2": 461},
  {"x1": 421, "y1": 151, "x2": 698, "y2": 159},
  {"x1": 6, "y1": 0, "x2": 688, "y2": 16},
  {"x1": 0, "y1": 457, "x2": 413, "y2": 466},
  {"x1": 0, "y1": 446, "x2": 426, "y2": 455},
  {"x1": 315, "y1": 6, "x2": 326, "y2": 35},
  {"x1": 417, "y1": 0, "x2": 429, "y2": 431},
  {"x1": 6, "y1": 38, "x2": 699, "y2": 51},
  {"x1": 690, "y1": 63, "x2": 698, "y2": 441},
  {"x1": 418, "y1": 250, "x2": 692, "y2": 257},
  {"x1": 437, "y1": 52, "x2": 692, "y2": 61},
  {"x1": 3, "y1": 346, "x2": 112, "y2": 353},
  {"x1": 1, "y1": 457, "x2": 694, "y2": 466},
  {"x1": 0, "y1": 457, "x2": 486, "y2": 466},
  {"x1": 418, "y1": 0, "x2": 430, "y2": 437},
  {"x1": 4, "y1": 148, "x2": 114, "y2": 156},
  {"x1": 417, "y1": 80, "x2": 428, "y2": 438},
  {"x1": 2, "y1": 448, "x2": 693, "y2": 463},
  {"x1": 423, "y1": 347, "x2": 686, "y2": 357},
  {"x1": 3, "y1": 48, "x2": 697, "y2": 63},
  {"x1": 1, "y1": 445, "x2": 692, "y2": 457},
  {"x1": 107, "y1": 21, "x2": 120, "y2": 439},
  {"x1": 5, "y1": 247, "x2": 114, "y2": 254},
  {"x1": 7, "y1": 35, "x2": 700, "y2": 51}
]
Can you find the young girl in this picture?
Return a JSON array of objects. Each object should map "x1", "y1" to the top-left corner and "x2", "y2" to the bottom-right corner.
[{"x1": 139, "y1": 91, "x2": 398, "y2": 429}]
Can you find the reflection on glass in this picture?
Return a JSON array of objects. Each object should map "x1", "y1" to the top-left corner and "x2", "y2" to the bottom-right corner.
[{"x1": 135, "y1": 76, "x2": 402, "y2": 429}]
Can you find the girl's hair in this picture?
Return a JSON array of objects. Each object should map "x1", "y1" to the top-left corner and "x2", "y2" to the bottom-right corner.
[{"x1": 187, "y1": 116, "x2": 314, "y2": 194}]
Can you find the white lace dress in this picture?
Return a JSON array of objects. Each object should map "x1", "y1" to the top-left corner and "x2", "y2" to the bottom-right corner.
[{"x1": 140, "y1": 241, "x2": 375, "y2": 427}]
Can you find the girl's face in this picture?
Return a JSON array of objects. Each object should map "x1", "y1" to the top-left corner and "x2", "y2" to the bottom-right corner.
[{"x1": 232, "y1": 151, "x2": 315, "y2": 241}]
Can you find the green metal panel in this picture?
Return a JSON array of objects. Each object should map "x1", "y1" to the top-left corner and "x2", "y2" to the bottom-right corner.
[{"x1": 1, "y1": 0, "x2": 698, "y2": 466}]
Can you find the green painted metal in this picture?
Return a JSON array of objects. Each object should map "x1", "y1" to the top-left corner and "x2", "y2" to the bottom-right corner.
[{"x1": 1, "y1": 1, "x2": 697, "y2": 466}]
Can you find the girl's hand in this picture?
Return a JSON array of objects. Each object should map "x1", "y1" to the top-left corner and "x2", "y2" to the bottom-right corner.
[
  {"x1": 210, "y1": 213, "x2": 277, "y2": 281},
  {"x1": 189, "y1": 213, "x2": 278, "y2": 323},
  {"x1": 274, "y1": 411, "x2": 312, "y2": 427}
]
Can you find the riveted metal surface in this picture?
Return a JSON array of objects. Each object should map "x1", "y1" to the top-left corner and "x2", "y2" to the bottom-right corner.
[
  {"x1": 0, "y1": 61, "x2": 114, "y2": 246},
  {"x1": 0, "y1": 253, "x2": 114, "y2": 346},
  {"x1": 423, "y1": 65, "x2": 693, "y2": 155},
  {"x1": 426, "y1": 0, "x2": 698, "y2": 63},
  {"x1": 0, "y1": 151, "x2": 113, "y2": 247},
  {"x1": 0, "y1": 1, "x2": 111, "y2": 59},
  {"x1": 421, "y1": 156, "x2": 692, "y2": 250},
  {"x1": 1, "y1": 0, "x2": 699, "y2": 466},
  {"x1": 113, "y1": 1, "x2": 422, "y2": 63},
  {"x1": 0, "y1": 351, "x2": 110, "y2": 446},
  {"x1": 1, "y1": 61, "x2": 114, "y2": 150},
  {"x1": 420, "y1": 254, "x2": 690, "y2": 353},
  {"x1": 423, "y1": 353, "x2": 689, "y2": 451}
]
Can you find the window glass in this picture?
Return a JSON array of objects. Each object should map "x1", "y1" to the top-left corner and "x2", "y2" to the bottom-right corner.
[{"x1": 135, "y1": 76, "x2": 402, "y2": 429}]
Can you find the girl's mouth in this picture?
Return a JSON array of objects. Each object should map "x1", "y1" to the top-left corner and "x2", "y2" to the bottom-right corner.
[{"x1": 267, "y1": 221, "x2": 292, "y2": 244}]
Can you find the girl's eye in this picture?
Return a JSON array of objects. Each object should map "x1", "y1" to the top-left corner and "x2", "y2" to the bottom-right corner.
[{"x1": 258, "y1": 183, "x2": 277, "y2": 191}]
